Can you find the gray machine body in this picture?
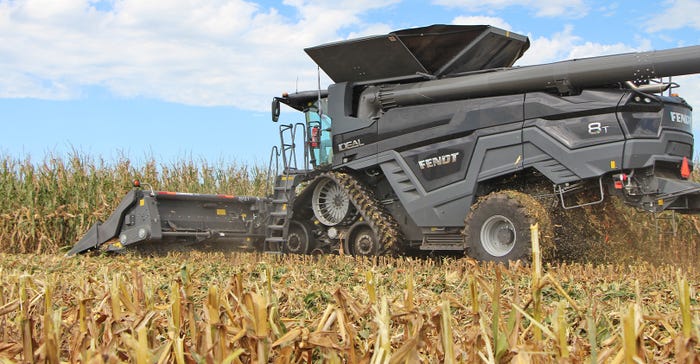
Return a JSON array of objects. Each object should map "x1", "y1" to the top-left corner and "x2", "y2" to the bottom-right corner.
[
  {"x1": 299, "y1": 24, "x2": 700, "y2": 243},
  {"x1": 69, "y1": 24, "x2": 700, "y2": 255},
  {"x1": 333, "y1": 89, "x2": 694, "y2": 229}
]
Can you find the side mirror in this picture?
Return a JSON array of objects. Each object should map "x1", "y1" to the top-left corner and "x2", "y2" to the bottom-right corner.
[{"x1": 271, "y1": 98, "x2": 280, "y2": 122}]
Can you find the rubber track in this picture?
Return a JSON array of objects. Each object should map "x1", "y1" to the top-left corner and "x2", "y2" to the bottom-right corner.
[{"x1": 323, "y1": 171, "x2": 402, "y2": 254}]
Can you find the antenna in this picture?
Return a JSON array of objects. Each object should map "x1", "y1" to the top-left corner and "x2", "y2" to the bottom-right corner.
[
  {"x1": 295, "y1": 75, "x2": 299, "y2": 93},
  {"x1": 317, "y1": 66, "x2": 323, "y2": 117}
]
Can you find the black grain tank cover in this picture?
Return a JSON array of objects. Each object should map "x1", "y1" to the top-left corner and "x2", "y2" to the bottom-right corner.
[{"x1": 304, "y1": 24, "x2": 530, "y2": 84}]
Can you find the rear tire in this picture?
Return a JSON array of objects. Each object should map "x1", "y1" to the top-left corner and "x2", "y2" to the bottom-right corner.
[
  {"x1": 284, "y1": 221, "x2": 314, "y2": 254},
  {"x1": 464, "y1": 191, "x2": 552, "y2": 262}
]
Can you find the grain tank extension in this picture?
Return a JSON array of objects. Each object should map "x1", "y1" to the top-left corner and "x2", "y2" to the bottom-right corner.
[{"x1": 69, "y1": 25, "x2": 700, "y2": 261}]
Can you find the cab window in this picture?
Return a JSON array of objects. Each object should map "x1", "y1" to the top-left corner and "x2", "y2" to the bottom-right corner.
[{"x1": 305, "y1": 99, "x2": 333, "y2": 166}]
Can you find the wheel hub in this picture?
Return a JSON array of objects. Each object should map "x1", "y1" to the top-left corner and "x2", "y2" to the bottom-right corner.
[
  {"x1": 312, "y1": 177, "x2": 354, "y2": 226},
  {"x1": 285, "y1": 222, "x2": 310, "y2": 254},
  {"x1": 287, "y1": 232, "x2": 302, "y2": 251},
  {"x1": 355, "y1": 233, "x2": 374, "y2": 255},
  {"x1": 350, "y1": 224, "x2": 380, "y2": 256},
  {"x1": 480, "y1": 215, "x2": 516, "y2": 257},
  {"x1": 496, "y1": 227, "x2": 514, "y2": 245}
]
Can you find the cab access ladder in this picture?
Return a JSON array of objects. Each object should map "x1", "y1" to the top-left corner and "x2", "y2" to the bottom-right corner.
[{"x1": 263, "y1": 123, "x2": 311, "y2": 252}]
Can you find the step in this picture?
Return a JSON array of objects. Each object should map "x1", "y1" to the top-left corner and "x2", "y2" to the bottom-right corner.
[
  {"x1": 264, "y1": 237, "x2": 285, "y2": 243},
  {"x1": 270, "y1": 211, "x2": 288, "y2": 217},
  {"x1": 419, "y1": 242, "x2": 465, "y2": 251},
  {"x1": 267, "y1": 224, "x2": 285, "y2": 230},
  {"x1": 271, "y1": 199, "x2": 288, "y2": 204},
  {"x1": 420, "y1": 235, "x2": 465, "y2": 251}
]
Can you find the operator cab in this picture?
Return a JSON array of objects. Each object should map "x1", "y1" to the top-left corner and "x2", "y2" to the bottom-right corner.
[
  {"x1": 305, "y1": 99, "x2": 333, "y2": 167},
  {"x1": 272, "y1": 90, "x2": 333, "y2": 168}
]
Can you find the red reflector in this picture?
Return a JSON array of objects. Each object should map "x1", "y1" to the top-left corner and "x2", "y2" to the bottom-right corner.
[
  {"x1": 217, "y1": 194, "x2": 235, "y2": 199},
  {"x1": 681, "y1": 156, "x2": 691, "y2": 179},
  {"x1": 614, "y1": 181, "x2": 623, "y2": 189},
  {"x1": 158, "y1": 191, "x2": 177, "y2": 195}
]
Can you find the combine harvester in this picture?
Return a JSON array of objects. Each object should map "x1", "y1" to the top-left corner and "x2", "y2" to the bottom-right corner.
[{"x1": 68, "y1": 24, "x2": 700, "y2": 261}]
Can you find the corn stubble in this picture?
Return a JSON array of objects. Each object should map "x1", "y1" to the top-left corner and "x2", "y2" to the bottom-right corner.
[{"x1": 0, "y1": 251, "x2": 696, "y2": 363}]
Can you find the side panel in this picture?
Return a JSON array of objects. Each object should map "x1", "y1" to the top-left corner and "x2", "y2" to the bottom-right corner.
[
  {"x1": 155, "y1": 195, "x2": 256, "y2": 233},
  {"x1": 523, "y1": 90, "x2": 626, "y2": 183},
  {"x1": 328, "y1": 82, "x2": 374, "y2": 135},
  {"x1": 363, "y1": 126, "x2": 523, "y2": 227},
  {"x1": 341, "y1": 94, "x2": 526, "y2": 228},
  {"x1": 623, "y1": 131, "x2": 693, "y2": 168},
  {"x1": 521, "y1": 132, "x2": 625, "y2": 184},
  {"x1": 333, "y1": 93, "x2": 524, "y2": 166},
  {"x1": 117, "y1": 194, "x2": 160, "y2": 247},
  {"x1": 118, "y1": 194, "x2": 263, "y2": 247},
  {"x1": 377, "y1": 94, "x2": 524, "y2": 154},
  {"x1": 329, "y1": 82, "x2": 379, "y2": 166},
  {"x1": 400, "y1": 135, "x2": 474, "y2": 192}
]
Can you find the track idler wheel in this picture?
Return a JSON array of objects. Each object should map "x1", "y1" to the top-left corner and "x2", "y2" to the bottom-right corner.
[
  {"x1": 347, "y1": 222, "x2": 381, "y2": 256},
  {"x1": 284, "y1": 221, "x2": 315, "y2": 254},
  {"x1": 463, "y1": 190, "x2": 553, "y2": 262}
]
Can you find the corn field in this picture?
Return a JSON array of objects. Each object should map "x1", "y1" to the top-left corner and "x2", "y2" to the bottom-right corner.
[
  {"x1": 0, "y1": 153, "x2": 699, "y2": 361},
  {"x1": 0, "y1": 250, "x2": 697, "y2": 363},
  {"x1": 1, "y1": 152, "x2": 699, "y2": 264},
  {"x1": 0, "y1": 151, "x2": 700, "y2": 267},
  {"x1": 0, "y1": 153, "x2": 268, "y2": 254}
]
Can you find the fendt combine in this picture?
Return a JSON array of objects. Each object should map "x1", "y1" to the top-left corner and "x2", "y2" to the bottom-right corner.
[{"x1": 68, "y1": 25, "x2": 700, "y2": 261}]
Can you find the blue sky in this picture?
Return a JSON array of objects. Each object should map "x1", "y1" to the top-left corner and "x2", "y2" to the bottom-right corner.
[{"x1": 2, "y1": 0, "x2": 700, "y2": 167}]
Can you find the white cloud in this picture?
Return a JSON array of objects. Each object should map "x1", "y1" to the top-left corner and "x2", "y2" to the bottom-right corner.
[
  {"x1": 451, "y1": 16, "x2": 512, "y2": 31},
  {"x1": 433, "y1": 0, "x2": 588, "y2": 18},
  {"x1": 597, "y1": 2, "x2": 618, "y2": 17},
  {"x1": 645, "y1": 0, "x2": 700, "y2": 32},
  {"x1": 347, "y1": 23, "x2": 395, "y2": 40},
  {"x1": 0, "y1": 71, "x2": 77, "y2": 100},
  {"x1": 0, "y1": 0, "x2": 398, "y2": 110},
  {"x1": 516, "y1": 25, "x2": 649, "y2": 65}
]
